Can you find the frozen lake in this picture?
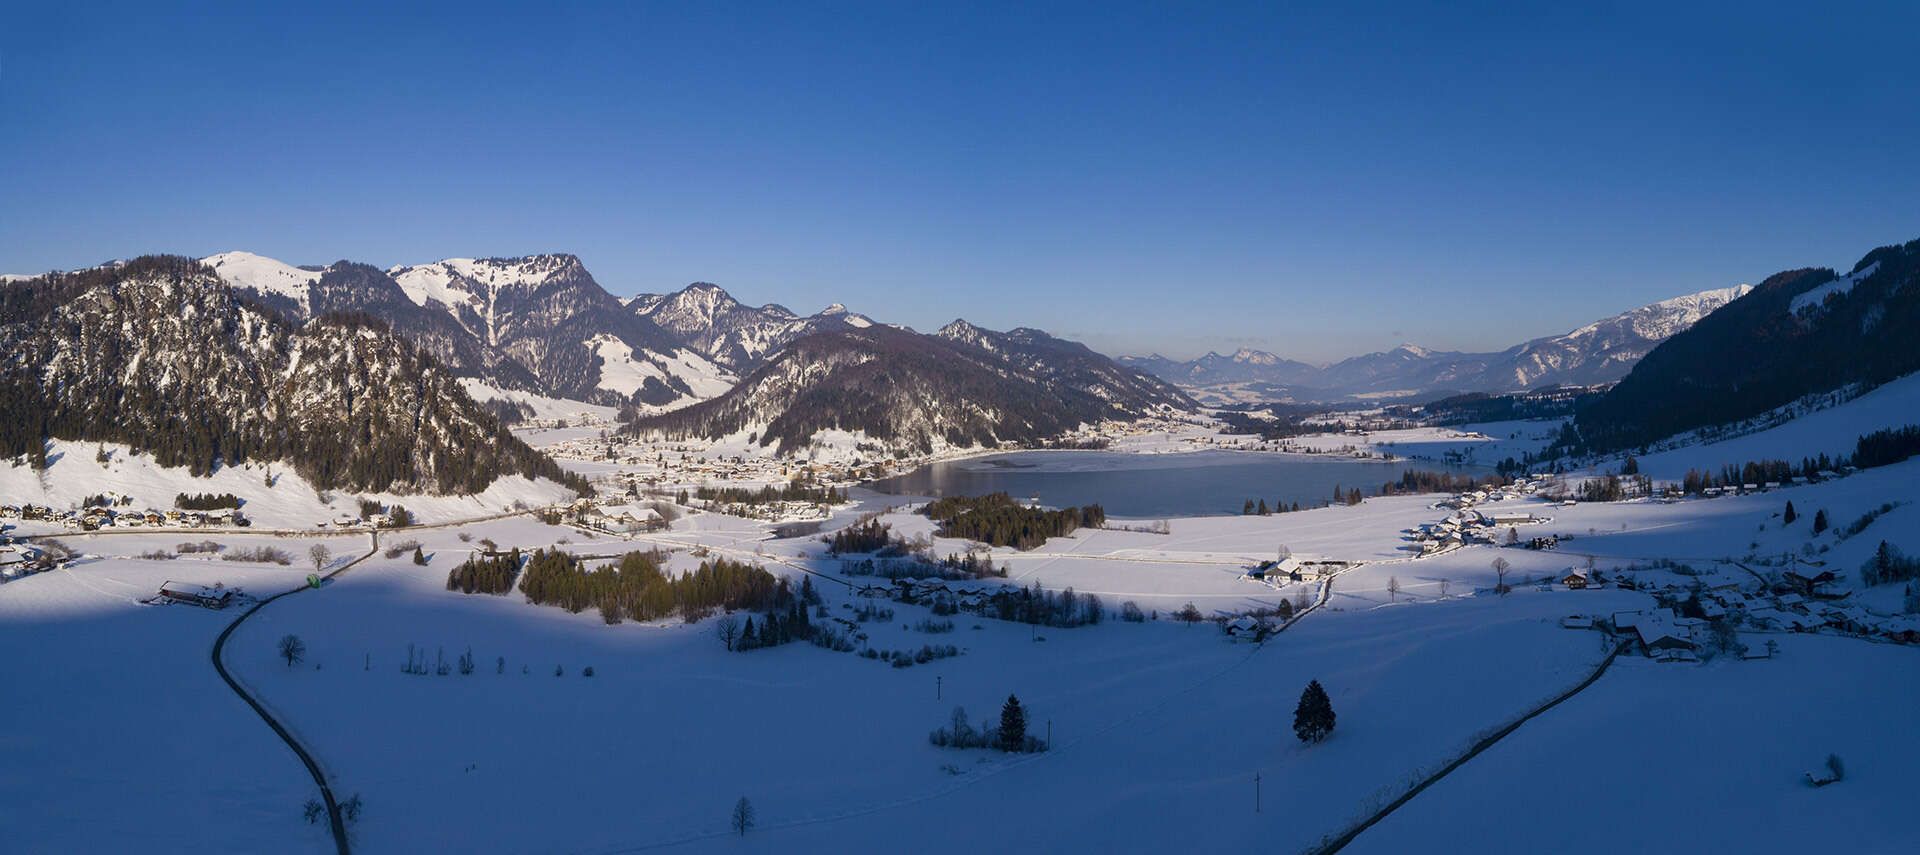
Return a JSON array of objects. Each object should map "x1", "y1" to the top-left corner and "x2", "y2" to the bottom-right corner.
[{"x1": 868, "y1": 450, "x2": 1484, "y2": 518}]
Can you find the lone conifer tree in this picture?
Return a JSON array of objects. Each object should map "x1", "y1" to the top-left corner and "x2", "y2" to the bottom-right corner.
[
  {"x1": 998, "y1": 693, "x2": 1028, "y2": 752},
  {"x1": 1784, "y1": 501, "x2": 1798, "y2": 525},
  {"x1": 1293, "y1": 679, "x2": 1335, "y2": 744}
]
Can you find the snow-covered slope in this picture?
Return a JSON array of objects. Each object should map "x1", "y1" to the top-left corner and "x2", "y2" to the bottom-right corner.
[
  {"x1": 202, "y1": 251, "x2": 321, "y2": 306},
  {"x1": 1627, "y1": 369, "x2": 1920, "y2": 480}
]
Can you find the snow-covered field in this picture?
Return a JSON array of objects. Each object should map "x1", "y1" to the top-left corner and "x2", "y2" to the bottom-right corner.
[
  {"x1": 0, "y1": 552, "x2": 360, "y2": 853},
  {"x1": 1350, "y1": 633, "x2": 1920, "y2": 854},
  {"x1": 7, "y1": 375, "x2": 1920, "y2": 853}
]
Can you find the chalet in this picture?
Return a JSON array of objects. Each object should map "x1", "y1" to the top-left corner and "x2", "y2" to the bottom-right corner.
[
  {"x1": 854, "y1": 584, "x2": 890, "y2": 599},
  {"x1": 1783, "y1": 570, "x2": 1838, "y2": 597},
  {"x1": 1561, "y1": 570, "x2": 1591, "y2": 590},
  {"x1": 1559, "y1": 615, "x2": 1594, "y2": 630},
  {"x1": 1482, "y1": 510, "x2": 1538, "y2": 526},
  {"x1": 1636, "y1": 621, "x2": 1695, "y2": 656},
  {"x1": 157, "y1": 580, "x2": 234, "y2": 609}
]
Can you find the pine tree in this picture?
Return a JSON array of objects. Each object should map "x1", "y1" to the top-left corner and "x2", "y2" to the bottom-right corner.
[
  {"x1": 1257, "y1": 499, "x2": 1271, "y2": 516},
  {"x1": 412, "y1": 546, "x2": 427, "y2": 566},
  {"x1": 1784, "y1": 501, "x2": 1798, "y2": 525},
  {"x1": 1813, "y1": 509, "x2": 1829, "y2": 534},
  {"x1": 998, "y1": 693, "x2": 1028, "y2": 752},
  {"x1": 1293, "y1": 679, "x2": 1335, "y2": 744},
  {"x1": 1243, "y1": 499, "x2": 1255, "y2": 515}
]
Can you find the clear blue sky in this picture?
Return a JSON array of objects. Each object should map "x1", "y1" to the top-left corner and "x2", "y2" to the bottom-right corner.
[{"x1": 3, "y1": 1, "x2": 1916, "y2": 362}]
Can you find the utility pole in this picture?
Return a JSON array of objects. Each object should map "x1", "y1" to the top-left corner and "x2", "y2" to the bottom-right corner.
[
  {"x1": 1255, "y1": 772, "x2": 1261, "y2": 813},
  {"x1": 936, "y1": 675, "x2": 942, "y2": 700}
]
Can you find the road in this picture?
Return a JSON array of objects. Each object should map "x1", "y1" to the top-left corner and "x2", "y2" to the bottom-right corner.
[{"x1": 209, "y1": 531, "x2": 378, "y2": 855}]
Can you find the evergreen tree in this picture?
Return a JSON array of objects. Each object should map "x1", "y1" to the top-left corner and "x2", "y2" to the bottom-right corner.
[
  {"x1": 1257, "y1": 499, "x2": 1271, "y2": 516},
  {"x1": 998, "y1": 694, "x2": 1028, "y2": 752},
  {"x1": 1784, "y1": 501, "x2": 1798, "y2": 525},
  {"x1": 1813, "y1": 509, "x2": 1829, "y2": 534},
  {"x1": 1293, "y1": 679, "x2": 1335, "y2": 744},
  {"x1": 412, "y1": 546, "x2": 427, "y2": 566}
]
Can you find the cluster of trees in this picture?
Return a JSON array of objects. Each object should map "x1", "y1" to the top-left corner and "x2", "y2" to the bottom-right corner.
[
  {"x1": 839, "y1": 550, "x2": 1006, "y2": 580},
  {"x1": 1242, "y1": 498, "x2": 1304, "y2": 515},
  {"x1": 1860, "y1": 541, "x2": 1920, "y2": 587},
  {"x1": 1854, "y1": 425, "x2": 1920, "y2": 469},
  {"x1": 518, "y1": 549, "x2": 787, "y2": 625},
  {"x1": 721, "y1": 597, "x2": 815, "y2": 652},
  {"x1": 175, "y1": 492, "x2": 241, "y2": 510},
  {"x1": 446, "y1": 549, "x2": 524, "y2": 595},
  {"x1": 1380, "y1": 470, "x2": 1511, "y2": 496},
  {"x1": 982, "y1": 582, "x2": 1104, "y2": 627},
  {"x1": 695, "y1": 480, "x2": 846, "y2": 506},
  {"x1": 862, "y1": 643, "x2": 960, "y2": 667},
  {"x1": 1677, "y1": 458, "x2": 1802, "y2": 494},
  {"x1": 823, "y1": 518, "x2": 909, "y2": 555},
  {"x1": 923, "y1": 493, "x2": 1105, "y2": 550},
  {"x1": 928, "y1": 695, "x2": 1048, "y2": 753}
]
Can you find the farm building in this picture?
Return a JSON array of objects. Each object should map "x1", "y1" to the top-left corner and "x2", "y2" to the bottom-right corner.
[{"x1": 157, "y1": 581, "x2": 234, "y2": 610}]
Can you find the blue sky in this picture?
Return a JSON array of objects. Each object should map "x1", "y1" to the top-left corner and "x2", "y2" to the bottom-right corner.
[{"x1": 2, "y1": 1, "x2": 1915, "y2": 362}]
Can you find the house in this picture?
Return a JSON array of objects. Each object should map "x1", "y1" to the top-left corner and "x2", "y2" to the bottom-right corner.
[
  {"x1": 157, "y1": 580, "x2": 234, "y2": 609},
  {"x1": 1636, "y1": 621, "x2": 1695, "y2": 656},
  {"x1": 1783, "y1": 569, "x2": 1838, "y2": 597},
  {"x1": 1482, "y1": 510, "x2": 1537, "y2": 526},
  {"x1": 1561, "y1": 570, "x2": 1591, "y2": 590},
  {"x1": 1560, "y1": 615, "x2": 1594, "y2": 629}
]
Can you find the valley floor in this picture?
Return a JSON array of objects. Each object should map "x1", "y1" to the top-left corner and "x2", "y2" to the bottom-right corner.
[{"x1": 4, "y1": 415, "x2": 1919, "y2": 853}]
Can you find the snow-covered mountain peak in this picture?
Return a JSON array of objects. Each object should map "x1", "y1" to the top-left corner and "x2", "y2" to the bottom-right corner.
[
  {"x1": 1229, "y1": 348, "x2": 1280, "y2": 365},
  {"x1": 386, "y1": 254, "x2": 583, "y2": 309},
  {"x1": 202, "y1": 251, "x2": 320, "y2": 303}
]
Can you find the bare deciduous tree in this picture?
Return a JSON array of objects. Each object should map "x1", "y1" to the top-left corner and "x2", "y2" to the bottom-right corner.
[
  {"x1": 309, "y1": 544, "x2": 332, "y2": 575},
  {"x1": 716, "y1": 615, "x2": 741, "y2": 651},
  {"x1": 731, "y1": 796, "x2": 754, "y2": 836},
  {"x1": 1387, "y1": 576, "x2": 1400, "y2": 602},
  {"x1": 278, "y1": 634, "x2": 306, "y2": 669},
  {"x1": 1492, "y1": 556, "x2": 1512, "y2": 596}
]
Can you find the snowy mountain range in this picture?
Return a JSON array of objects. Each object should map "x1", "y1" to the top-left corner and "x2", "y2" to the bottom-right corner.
[
  {"x1": 0, "y1": 257, "x2": 583, "y2": 495},
  {"x1": 629, "y1": 322, "x2": 1191, "y2": 456},
  {"x1": 630, "y1": 282, "x2": 874, "y2": 371},
  {"x1": 203, "y1": 251, "x2": 733, "y2": 411},
  {"x1": 1124, "y1": 285, "x2": 1751, "y2": 402}
]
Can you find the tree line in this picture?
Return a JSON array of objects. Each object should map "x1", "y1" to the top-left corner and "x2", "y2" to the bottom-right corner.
[
  {"x1": 696, "y1": 480, "x2": 846, "y2": 506},
  {"x1": 175, "y1": 492, "x2": 242, "y2": 510},
  {"x1": 923, "y1": 493, "x2": 1104, "y2": 550},
  {"x1": 517, "y1": 549, "x2": 786, "y2": 625}
]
